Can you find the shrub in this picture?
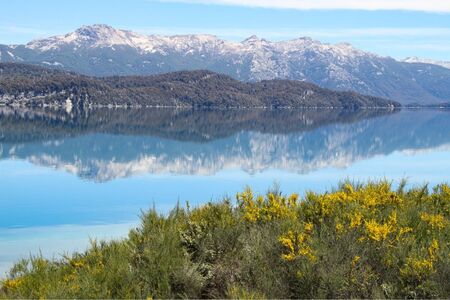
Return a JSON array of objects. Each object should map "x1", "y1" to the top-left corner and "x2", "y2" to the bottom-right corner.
[{"x1": 1, "y1": 181, "x2": 449, "y2": 298}]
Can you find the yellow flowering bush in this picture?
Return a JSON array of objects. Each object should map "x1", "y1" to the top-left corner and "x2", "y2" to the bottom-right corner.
[
  {"x1": 237, "y1": 187, "x2": 298, "y2": 222},
  {"x1": 1, "y1": 181, "x2": 449, "y2": 299},
  {"x1": 401, "y1": 257, "x2": 435, "y2": 280},
  {"x1": 1, "y1": 278, "x2": 23, "y2": 292},
  {"x1": 279, "y1": 230, "x2": 316, "y2": 262},
  {"x1": 364, "y1": 219, "x2": 392, "y2": 241},
  {"x1": 349, "y1": 211, "x2": 363, "y2": 228},
  {"x1": 420, "y1": 212, "x2": 447, "y2": 230}
]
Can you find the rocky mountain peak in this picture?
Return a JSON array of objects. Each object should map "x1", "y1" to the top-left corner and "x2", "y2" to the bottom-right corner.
[
  {"x1": 25, "y1": 24, "x2": 138, "y2": 51},
  {"x1": 243, "y1": 35, "x2": 260, "y2": 42},
  {"x1": 242, "y1": 35, "x2": 270, "y2": 46},
  {"x1": 74, "y1": 24, "x2": 118, "y2": 39}
]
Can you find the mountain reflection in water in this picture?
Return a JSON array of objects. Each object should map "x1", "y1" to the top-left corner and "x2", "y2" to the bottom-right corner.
[{"x1": 1, "y1": 107, "x2": 449, "y2": 182}]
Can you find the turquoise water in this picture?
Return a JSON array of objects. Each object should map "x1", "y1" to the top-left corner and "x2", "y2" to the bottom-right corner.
[{"x1": 1, "y1": 108, "x2": 449, "y2": 275}]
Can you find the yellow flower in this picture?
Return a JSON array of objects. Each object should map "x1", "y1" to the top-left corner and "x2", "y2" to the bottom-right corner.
[
  {"x1": 350, "y1": 212, "x2": 363, "y2": 228},
  {"x1": 344, "y1": 183, "x2": 354, "y2": 194},
  {"x1": 304, "y1": 222, "x2": 314, "y2": 233},
  {"x1": 237, "y1": 188, "x2": 261, "y2": 222},
  {"x1": 279, "y1": 231, "x2": 299, "y2": 261},
  {"x1": 2, "y1": 278, "x2": 23, "y2": 290},
  {"x1": 279, "y1": 231, "x2": 295, "y2": 255},
  {"x1": 365, "y1": 219, "x2": 391, "y2": 241},
  {"x1": 401, "y1": 257, "x2": 435, "y2": 279},
  {"x1": 399, "y1": 227, "x2": 413, "y2": 235},
  {"x1": 237, "y1": 188, "x2": 299, "y2": 222},
  {"x1": 298, "y1": 247, "x2": 310, "y2": 256},
  {"x1": 335, "y1": 222, "x2": 344, "y2": 234},
  {"x1": 298, "y1": 246, "x2": 317, "y2": 262},
  {"x1": 428, "y1": 239, "x2": 439, "y2": 260},
  {"x1": 388, "y1": 210, "x2": 397, "y2": 227},
  {"x1": 297, "y1": 233, "x2": 307, "y2": 243},
  {"x1": 352, "y1": 255, "x2": 361, "y2": 267},
  {"x1": 279, "y1": 231, "x2": 316, "y2": 262},
  {"x1": 288, "y1": 193, "x2": 299, "y2": 207},
  {"x1": 70, "y1": 259, "x2": 85, "y2": 269},
  {"x1": 281, "y1": 252, "x2": 296, "y2": 261},
  {"x1": 396, "y1": 226, "x2": 413, "y2": 241},
  {"x1": 420, "y1": 213, "x2": 446, "y2": 230}
]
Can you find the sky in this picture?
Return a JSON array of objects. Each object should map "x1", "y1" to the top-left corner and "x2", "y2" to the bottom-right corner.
[{"x1": 1, "y1": 0, "x2": 450, "y2": 60}]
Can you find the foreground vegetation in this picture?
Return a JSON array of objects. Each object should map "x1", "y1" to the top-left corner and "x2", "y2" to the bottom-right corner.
[{"x1": 1, "y1": 181, "x2": 449, "y2": 299}]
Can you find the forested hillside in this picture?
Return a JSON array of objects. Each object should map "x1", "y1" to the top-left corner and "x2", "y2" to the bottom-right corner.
[{"x1": 0, "y1": 63, "x2": 399, "y2": 109}]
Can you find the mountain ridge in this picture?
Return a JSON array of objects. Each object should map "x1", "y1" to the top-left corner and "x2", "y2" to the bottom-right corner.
[
  {"x1": 1, "y1": 24, "x2": 450, "y2": 105},
  {"x1": 0, "y1": 63, "x2": 399, "y2": 109},
  {"x1": 402, "y1": 56, "x2": 450, "y2": 70}
]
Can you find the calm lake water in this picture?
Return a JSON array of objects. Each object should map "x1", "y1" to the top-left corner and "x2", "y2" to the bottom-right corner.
[{"x1": 1, "y1": 107, "x2": 449, "y2": 275}]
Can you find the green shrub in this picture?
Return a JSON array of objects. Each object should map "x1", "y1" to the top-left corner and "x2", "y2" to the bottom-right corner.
[{"x1": 1, "y1": 181, "x2": 449, "y2": 299}]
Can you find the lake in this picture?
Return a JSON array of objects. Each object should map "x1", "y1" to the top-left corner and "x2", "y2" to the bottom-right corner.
[{"x1": 0, "y1": 107, "x2": 449, "y2": 275}]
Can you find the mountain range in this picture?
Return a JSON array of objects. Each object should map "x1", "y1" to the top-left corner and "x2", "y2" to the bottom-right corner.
[{"x1": 1, "y1": 24, "x2": 450, "y2": 105}]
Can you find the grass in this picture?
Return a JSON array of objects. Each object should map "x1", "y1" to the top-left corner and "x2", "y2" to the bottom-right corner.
[{"x1": 1, "y1": 180, "x2": 449, "y2": 299}]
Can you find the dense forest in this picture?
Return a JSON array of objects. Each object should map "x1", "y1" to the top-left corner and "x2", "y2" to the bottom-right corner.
[{"x1": 0, "y1": 63, "x2": 400, "y2": 109}]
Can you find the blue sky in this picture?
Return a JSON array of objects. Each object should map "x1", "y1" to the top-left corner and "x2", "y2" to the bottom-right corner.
[{"x1": 1, "y1": 0, "x2": 450, "y2": 60}]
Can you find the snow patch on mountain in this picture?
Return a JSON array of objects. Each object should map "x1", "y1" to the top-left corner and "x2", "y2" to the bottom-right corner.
[
  {"x1": 42, "y1": 61, "x2": 64, "y2": 66},
  {"x1": 402, "y1": 56, "x2": 450, "y2": 70}
]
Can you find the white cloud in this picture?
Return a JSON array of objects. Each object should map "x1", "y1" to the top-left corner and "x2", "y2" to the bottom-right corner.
[{"x1": 154, "y1": 0, "x2": 450, "y2": 13}]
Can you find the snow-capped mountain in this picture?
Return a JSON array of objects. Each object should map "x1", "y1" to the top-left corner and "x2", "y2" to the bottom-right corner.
[
  {"x1": 403, "y1": 56, "x2": 450, "y2": 70},
  {"x1": 25, "y1": 24, "x2": 226, "y2": 54},
  {"x1": 1, "y1": 24, "x2": 450, "y2": 105}
]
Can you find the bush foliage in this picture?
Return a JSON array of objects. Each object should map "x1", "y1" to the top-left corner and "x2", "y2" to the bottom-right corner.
[{"x1": 1, "y1": 181, "x2": 449, "y2": 299}]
